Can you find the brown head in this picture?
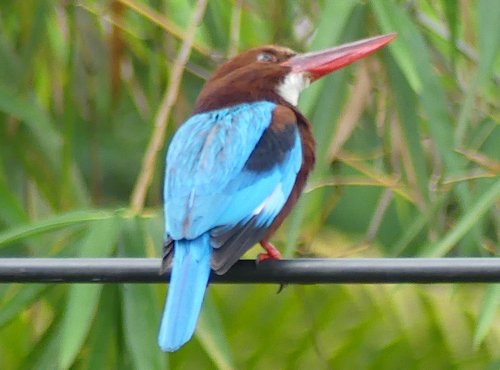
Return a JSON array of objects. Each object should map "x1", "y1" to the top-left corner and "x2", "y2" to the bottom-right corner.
[{"x1": 193, "y1": 34, "x2": 396, "y2": 114}]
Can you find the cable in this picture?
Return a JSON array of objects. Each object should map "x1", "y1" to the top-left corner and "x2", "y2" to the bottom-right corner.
[{"x1": 1, "y1": 258, "x2": 499, "y2": 284}]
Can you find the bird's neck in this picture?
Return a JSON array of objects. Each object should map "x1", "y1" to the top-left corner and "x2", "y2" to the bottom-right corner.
[{"x1": 193, "y1": 65, "x2": 297, "y2": 114}]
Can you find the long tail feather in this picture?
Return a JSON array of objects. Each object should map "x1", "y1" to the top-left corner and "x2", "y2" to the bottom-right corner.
[{"x1": 158, "y1": 233, "x2": 211, "y2": 351}]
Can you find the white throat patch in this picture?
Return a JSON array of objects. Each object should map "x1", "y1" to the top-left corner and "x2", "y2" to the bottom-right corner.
[{"x1": 276, "y1": 72, "x2": 310, "y2": 106}]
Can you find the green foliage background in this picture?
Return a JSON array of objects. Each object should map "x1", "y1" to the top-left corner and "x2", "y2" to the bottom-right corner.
[{"x1": 0, "y1": 0, "x2": 499, "y2": 369}]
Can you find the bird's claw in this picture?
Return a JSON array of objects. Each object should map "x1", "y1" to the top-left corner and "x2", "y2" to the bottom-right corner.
[{"x1": 257, "y1": 241, "x2": 282, "y2": 263}]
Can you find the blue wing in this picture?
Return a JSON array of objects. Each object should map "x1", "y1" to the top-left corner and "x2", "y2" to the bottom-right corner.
[{"x1": 164, "y1": 101, "x2": 302, "y2": 271}]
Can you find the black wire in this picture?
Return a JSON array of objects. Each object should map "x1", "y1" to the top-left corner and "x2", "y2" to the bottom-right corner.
[{"x1": 1, "y1": 258, "x2": 500, "y2": 284}]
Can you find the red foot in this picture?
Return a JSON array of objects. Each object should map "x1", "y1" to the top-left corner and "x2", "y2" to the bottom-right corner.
[{"x1": 257, "y1": 241, "x2": 282, "y2": 262}]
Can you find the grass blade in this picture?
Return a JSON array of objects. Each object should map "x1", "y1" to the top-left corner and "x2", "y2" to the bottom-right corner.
[
  {"x1": 371, "y1": 0, "x2": 483, "y2": 254},
  {"x1": 473, "y1": 284, "x2": 500, "y2": 348},
  {"x1": 197, "y1": 291, "x2": 235, "y2": 370},
  {"x1": 423, "y1": 178, "x2": 500, "y2": 257},
  {"x1": 83, "y1": 285, "x2": 120, "y2": 370},
  {"x1": 0, "y1": 210, "x2": 114, "y2": 248},
  {"x1": 121, "y1": 218, "x2": 166, "y2": 370},
  {"x1": 455, "y1": 0, "x2": 500, "y2": 145},
  {"x1": 0, "y1": 285, "x2": 50, "y2": 329},
  {"x1": 58, "y1": 217, "x2": 121, "y2": 370}
]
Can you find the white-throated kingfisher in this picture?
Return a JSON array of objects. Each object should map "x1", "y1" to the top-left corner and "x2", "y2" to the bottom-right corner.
[{"x1": 158, "y1": 33, "x2": 396, "y2": 351}]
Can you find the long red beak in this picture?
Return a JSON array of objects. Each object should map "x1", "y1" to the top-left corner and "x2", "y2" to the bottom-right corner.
[{"x1": 282, "y1": 33, "x2": 396, "y2": 81}]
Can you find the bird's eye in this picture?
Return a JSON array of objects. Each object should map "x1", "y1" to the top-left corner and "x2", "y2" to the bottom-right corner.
[{"x1": 256, "y1": 52, "x2": 277, "y2": 62}]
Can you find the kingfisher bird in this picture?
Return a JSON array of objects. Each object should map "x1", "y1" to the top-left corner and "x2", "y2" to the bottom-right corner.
[{"x1": 158, "y1": 33, "x2": 396, "y2": 351}]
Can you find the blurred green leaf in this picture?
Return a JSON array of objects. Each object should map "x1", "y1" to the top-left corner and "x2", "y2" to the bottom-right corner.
[
  {"x1": 58, "y1": 284, "x2": 103, "y2": 370},
  {"x1": 0, "y1": 166, "x2": 28, "y2": 226},
  {"x1": 0, "y1": 83, "x2": 61, "y2": 168},
  {"x1": 442, "y1": 0, "x2": 459, "y2": 68},
  {"x1": 372, "y1": 0, "x2": 484, "y2": 254},
  {"x1": 0, "y1": 285, "x2": 50, "y2": 329},
  {"x1": 477, "y1": 0, "x2": 500, "y2": 79},
  {"x1": 0, "y1": 210, "x2": 114, "y2": 248},
  {"x1": 83, "y1": 285, "x2": 120, "y2": 370},
  {"x1": 369, "y1": 2, "x2": 422, "y2": 92},
  {"x1": 474, "y1": 284, "x2": 500, "y2": 348},
  {"x1": 19, "y1": 2, "x2": 50, "y2": 84},
  {"x1": 197, "y1": 291, "x2": 235, "y2": 370},
  {"x1": 385, "y1": 52, "x2": 429, "y2": 204},
  {"x1": 393, "y1": 194, "x2": 449, "y2": 255},
  {"x1": 58, "y1": 217, "x2": 121, "y2": 370},
  {"x1": 424, "y1": 178, "x2": 500, "y2": 257},
  {"x1": 122, "y1": 283, "x2": 167, "y2": 370},
  {"x1": 121, "y1": 218, "x2": 166, "y2": 370},
  {"x1": 20, "y1": 320, "x2": 63, "y2": 370},
  {"x1": 455, "y1": 0, "x2": 500, "y2": 145}
]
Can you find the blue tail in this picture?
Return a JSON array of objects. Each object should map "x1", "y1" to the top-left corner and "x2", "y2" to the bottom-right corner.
[{"x1": 158, "y1": 233, "x2": 211, "y2": 351}]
